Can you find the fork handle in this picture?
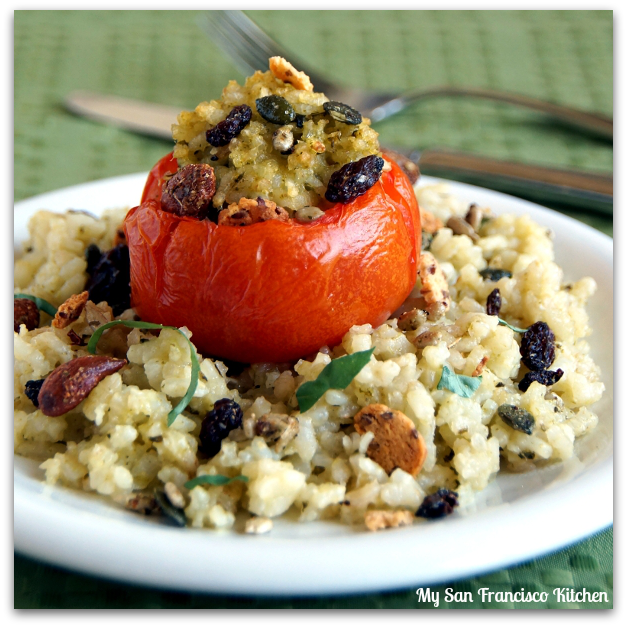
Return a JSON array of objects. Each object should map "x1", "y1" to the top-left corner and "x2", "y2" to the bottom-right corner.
[
  {"x1": 417, "y1": 148, "x2": 613, "y2": 214},
  {"x1": 383, "y1": 87, "x2": 613, "y2": 140}
]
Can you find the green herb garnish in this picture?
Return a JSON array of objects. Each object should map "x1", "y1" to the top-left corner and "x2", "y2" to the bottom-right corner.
[
  {"x1": 14, "y1": 293, "x2": 57, "y2": 316},
  {"x1": 87, "y1": 320, "x2": 200, "y2": 427},
  {"x1": 497, "y1": 318, "x2": 528, "y2": 334},
  {"x1": 296, "y1": 347, "x2": 375, "y2": 412},
  {"x1": 437, "y1": 364, "x2": 482, "y2": 398},
  {"x1": 184, "y1": 474, "x2": 249, "y2": 489}
]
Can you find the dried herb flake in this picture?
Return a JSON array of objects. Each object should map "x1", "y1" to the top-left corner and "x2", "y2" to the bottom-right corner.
[
  {"x1": 14, "y1": 293, "x2": 57, "y2": 317},
  {"x1": 184, "y1": 475, "x2": 249, "y2": 489},
  {"x1": 437, "y1": 364, "x2": 482, "y2": 398},
  {"x1": 296, "y1": 348, "x2": 375, "y2": 412},
  {"x1": 498, "y1": 318, "x2": 528, "y2": 334},
  {"x1": 87, "y1": 320, "x2": 199, "y2": 427}
]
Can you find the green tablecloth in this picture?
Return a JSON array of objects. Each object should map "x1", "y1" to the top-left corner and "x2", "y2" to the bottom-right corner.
[{"x1": 14, "y1": 10, "x2": 613, "y2": 609}]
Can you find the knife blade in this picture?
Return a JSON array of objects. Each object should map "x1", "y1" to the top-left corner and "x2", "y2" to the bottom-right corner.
[{"x1": 64, "y1": 91, "x2": 613, "y2": 214}]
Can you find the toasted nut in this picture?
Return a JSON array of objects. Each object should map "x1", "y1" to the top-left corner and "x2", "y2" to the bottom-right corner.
[
  {"x1": 84, "y1": 300, "x2": 113, "y2": 330},
  {"x1": 52, "y1": 291, "x2": 89, "y2": 329},
  {"x1": 218, "y1": 203, "x2": 253, "y2": 226},
  {"x1": 14, "y1": 298, "x2": 40, "y2": 332},
  {"x1": 420, "y1": 209, "x2": 444, "y2": 234},
  {"x1": 269, "y1": 56, "x2": 313, "y2": 91},
  {"x1": 245, "y1": 516, "x2": 273, "y2": 535},
  {"x1": 353, "y1": 403, "x2": 427, "y2": 476},
  {"x1": 272, "y1": 126, "x2": 295, "y2": 153},
  {"x1": 418, "y1": 252, "x2": 450, "y2": 313},
  {"x1": 397, "y1": 308, "x2": 427, "y2": 332},
  {"x1": 465, "y1": 203, "x2": 483, "y2": 231},
  {"x1": 164, "y1": 482, "x2": 186, "y2": 509},
  {"x1": 218, "y1": 197, "x2": 289, "y2": 226},
  {"x1": 364, "y1": 509, "x2": 414, "y2": 532},
  {"x1": 447, "y1": 216, "x2": 479, "y2": 242},
  {"x1": 413, "y1": 329, "x2": 443, "y2": 349},
  {"x1": 118, "y1": 492, "x2": 160, "y2": 516},
  {"x1": 255, "y1": 413, "x2": 299, "y2": 452},
  {"x1": 471, "y1": 355, "x2": 489, "y2": 377},
  {"x1": 381, "y1": 150, "x2": 420, "y2": 185},
  {"x1": 38, "y1": 355, "x2": 127, "y2": 417}
]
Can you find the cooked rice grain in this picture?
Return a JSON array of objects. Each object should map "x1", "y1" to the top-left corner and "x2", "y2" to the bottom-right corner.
[{"x1": 14, "y1": 185, "x2": 604, "y2": 529}]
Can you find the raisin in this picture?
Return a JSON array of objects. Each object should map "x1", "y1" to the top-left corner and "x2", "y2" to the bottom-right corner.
[
  {"x1": 67, "y1": 329, "x2": 86, "y2": 346},
  {"x1": 255, "y1": 95, "x2": 295, "y2": 125},
  {"x1": 497, "y1": 404, "x2": 535, "y2": 435},
  {"x1": 518, "y1": 368, "x2": 564, "y2": 392},
  {"x1": 325, "y1": 155, "x2": 384, "y2": 203},
  {"x1": 323, "y1": 101, "x2": 362, "y2": 125},
  {"x1": 161, "y1": 164, "x2": 216, "y2": 219},
  {"x1": 479, "y1": 268, "x2": 512, "y2": 281},
  {"x1": 486, "y1": 288, "x2": 502, "y2": 316},
  {"x1": 85, "y1": 244, "x2": 131, "y2": 316},
  {"x1": 24, "y1": 378, "x2": 46, "y2": 407},
  {"x1": 416, "y1": 488, "x2": 459, "y2": 519},
  {"x1": 85, "y1": 244, "x2": 102, "y2": 275},
  {"x1": 520, "y1": 321, "x2": 556, "y2": 371},
  {"x1": 206, "y1": 104, "x2": 252, "y2": 147},
  {"x1": 14, "y1": 298, "x2": 40, "y2": 332},
  {"x1": 198, "y1": 398, "x2": 243, "y2": 458}
]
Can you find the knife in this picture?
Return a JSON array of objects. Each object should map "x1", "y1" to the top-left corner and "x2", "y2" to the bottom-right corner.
[{"x1": 65, "y1": 90, "x2": 613, "y2": 214}]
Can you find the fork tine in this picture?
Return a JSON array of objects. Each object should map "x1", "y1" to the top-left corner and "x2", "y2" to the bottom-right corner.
[
  {"x1": 200, "y1": 11, "x2": 334, "y2": 92},
  {"x1": 221, "y1": 11, "x2": 291, "y2": 63},
  {"x1": 201, "y1": 12, "x2": 265, "y2": 76},
  {"x1": 198, "y1": 10, "x2": 393, "y2": 114}
]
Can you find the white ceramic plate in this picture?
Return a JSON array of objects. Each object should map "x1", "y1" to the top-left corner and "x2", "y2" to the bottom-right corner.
[{"x1": 14, "y1": 174, "x2": 613, "y2": 596}]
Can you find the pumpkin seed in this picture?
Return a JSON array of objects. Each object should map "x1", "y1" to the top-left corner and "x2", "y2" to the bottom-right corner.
[
  {"x1": 465, "y1": 203, "x2": 484, "y2": 231},
  {"x1": 497, "y1": 404, "x2": 535, "y2": 435},
  {"x1": 154, "y1": 489, "x2": 187, "y2": 527},
  {"x1": 323, "y1": 101, "x2": 362, "y2": 125},
  {"x1": 447, "y1": 216, "x2": 479, "y2": 241},
  {"x1": 255, "y1": 95, "x2": 296, "y2": 125},
  {"x1": 479, "y1": 268, "x2": 512, "y2": 281}
]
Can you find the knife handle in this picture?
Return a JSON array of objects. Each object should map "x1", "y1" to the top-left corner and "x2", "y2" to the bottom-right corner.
[{"x1": 417, "y1": 148, "x2": 613, "y2": 215}]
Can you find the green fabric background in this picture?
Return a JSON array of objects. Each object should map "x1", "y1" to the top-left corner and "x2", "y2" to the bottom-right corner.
[{"x1": 14, "y1": 9, "x2": 613, "y2": 609}]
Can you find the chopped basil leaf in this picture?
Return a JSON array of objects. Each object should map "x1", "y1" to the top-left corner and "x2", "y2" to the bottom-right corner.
[
  {"x1": 437, "y1": 364, "x2": 482, "y2": 398},
  {"x1": 87, "y1": 320, "x2": 200, "y2": 427},
  {"x1": 14, "y1": 293, "x2": 57, "y2": 316},
  {"x1": 296, "y1": 347, "x2": 375, "y2": 412},
  {"x1": 184, "y1": 474, "x2": 249, "y2": 489},
  {"x1": 498, "y1": 318, "x2": 528, "y2": 334}
]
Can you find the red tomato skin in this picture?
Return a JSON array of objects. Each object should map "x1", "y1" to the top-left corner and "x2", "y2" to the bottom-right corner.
[{"x1": 125, "y1": 154, "x2": 421, "y2": 363}]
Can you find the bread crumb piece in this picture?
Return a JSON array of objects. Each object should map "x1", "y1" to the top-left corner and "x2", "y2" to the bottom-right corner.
[
  {"x1": 364, "y1": 509, "x2": 414, "y2": 532},
  {"x1": 354, "y1": 403, "x2": 427, "y2": 476},
  {"x1": 269, "y1": 56, "x2": 314, "y2": 91},
  {"x1": 52, "y1": 291, "x2": 89, "y2": 329}
]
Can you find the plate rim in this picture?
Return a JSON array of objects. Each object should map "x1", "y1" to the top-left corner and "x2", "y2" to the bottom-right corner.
[{"x1": 13, "y1": 173, "x2": 614, "y2": 596}]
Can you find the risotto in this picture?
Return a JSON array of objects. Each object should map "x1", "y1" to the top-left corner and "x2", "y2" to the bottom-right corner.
[{"x1": 13, "y1": 60, "x2": 604, "y2": 533}]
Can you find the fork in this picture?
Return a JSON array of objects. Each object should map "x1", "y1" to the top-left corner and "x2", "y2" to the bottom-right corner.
[{"x1": 200, "y1": 11, "x2": 613, "y2": 140}]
